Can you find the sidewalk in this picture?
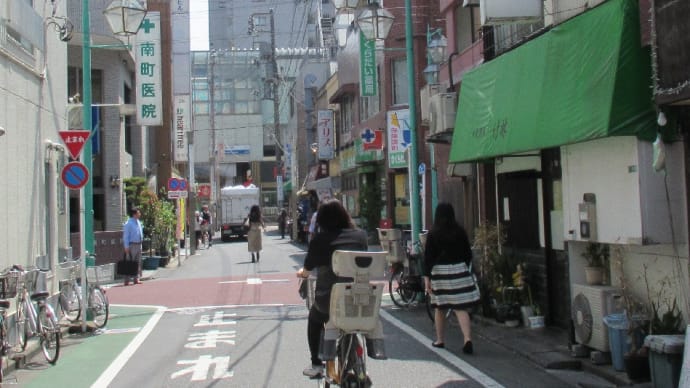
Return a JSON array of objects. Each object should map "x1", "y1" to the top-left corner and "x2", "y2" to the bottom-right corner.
[{"x1": 472, "y1": 315, "x2": 653, "y2": 387}]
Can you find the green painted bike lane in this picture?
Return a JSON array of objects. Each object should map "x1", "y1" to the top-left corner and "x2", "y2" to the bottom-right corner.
[{"x1": 17, "y1": 305, "x2": 164, "y2": 388}]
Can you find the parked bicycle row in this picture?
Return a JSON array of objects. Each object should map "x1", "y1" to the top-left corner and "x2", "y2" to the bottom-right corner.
[{"x1": 0, "y1": 258, "x2": 111, "y2": 382}]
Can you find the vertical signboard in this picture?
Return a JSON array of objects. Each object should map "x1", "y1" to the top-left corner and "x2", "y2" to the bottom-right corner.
[
  {"x1": 136, "y1": 12, "x2": 163, "y2": 126},
  {"x1": 359, "y1": 32, "x2": 377, "y2": 97},
  {"x1": 174, "y1": 95, "x2": 190, "y2": 162},
  {"x1": 317, "y1": 110, "x2": 334, "y2": 160},
  {"x1": 387, "y1": 109, "x2": 411, "y2": 168},
  {"x1": 172, "y1": 0, "x2": 191, "y2": 95}
]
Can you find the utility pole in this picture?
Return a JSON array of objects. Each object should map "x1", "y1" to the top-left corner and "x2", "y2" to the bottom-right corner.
[
  {"x1": 209, "y1": 51, "x2": 217, "y2": 228},
  {"x1": 270, "y1": 9, "x2": 282, "y2": 205}
]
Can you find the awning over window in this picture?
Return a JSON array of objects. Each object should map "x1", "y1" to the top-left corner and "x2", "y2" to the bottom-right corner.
[{"x1": 449, "y1": 0, "x2": 656, "y2": 163}]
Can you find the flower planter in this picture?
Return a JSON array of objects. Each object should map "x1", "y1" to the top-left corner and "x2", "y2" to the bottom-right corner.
[
  {"x1": 584, "y1": 266, "x2": 604, "y2": 285},
  {"x1": 143, "y1": 256, "x2": 161, "y2": 270}
]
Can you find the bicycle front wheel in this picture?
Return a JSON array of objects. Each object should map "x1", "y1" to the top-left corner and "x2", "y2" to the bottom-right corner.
[
  {"x1": 89, "y1": 287, "x2": 109, "y2": 328},
  {"x1": 38, "y1": 305, "x2": 60, "y2": 364},
  {"x1": 15, "y1": 299, "x2": 28, "y2": 352},
  {"x1": 388, "y1": 266, "x2": 415, "y2": 307},
  {"x1": 59, "y1": 283, "x2": 81, "y2": 322}
]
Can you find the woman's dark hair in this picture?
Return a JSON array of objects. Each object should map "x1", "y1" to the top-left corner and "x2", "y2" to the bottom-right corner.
[
  {"x1": 431, "y1": 202, "x2": 461, "y2": 236},
  {"x1": 316, "y1": 199, "x2": 353, "y2": 232},
  {"x1": 130, "y1": 207, "x2": 140, "y2": 217},
  {"x1": 249, "y1": 205, "x2": 261, "y2": 222}
]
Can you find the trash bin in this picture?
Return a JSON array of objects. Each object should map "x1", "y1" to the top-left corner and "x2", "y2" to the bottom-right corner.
[
  {"x1": 603, "y1": 313, "x2": 629, "y2": 371},
  {"x1": 644, "y1": 335, "x2": 685, "y2": 388}
]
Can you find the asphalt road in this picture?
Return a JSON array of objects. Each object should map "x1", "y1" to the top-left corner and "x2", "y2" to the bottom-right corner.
[{"x1": 5, "y1": 229, "x2": 584, "y2": 387}]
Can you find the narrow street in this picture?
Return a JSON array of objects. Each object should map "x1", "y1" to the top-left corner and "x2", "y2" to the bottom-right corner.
[{"x1": 4, "y1": 229, "x2": 616, "y2": 387}]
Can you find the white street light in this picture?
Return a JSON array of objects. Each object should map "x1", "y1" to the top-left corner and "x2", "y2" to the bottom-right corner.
[
  {"x1": 356, "y1": 2, "x2": 394, "y2": 41},
  {"x1": 103, "y1": 0, "x2": 147, "y2": 37},
  {"x1": 427, "y1": 34, "x2": 448, "y2": 65}
]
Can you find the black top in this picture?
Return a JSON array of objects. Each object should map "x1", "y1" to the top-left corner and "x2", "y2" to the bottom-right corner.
[
  {"x1": 304, "y1": 228, "x2": 368, "y2": 313},
  {"x1": 423, "y1": 226, "x2": 473, "y2": 276}
]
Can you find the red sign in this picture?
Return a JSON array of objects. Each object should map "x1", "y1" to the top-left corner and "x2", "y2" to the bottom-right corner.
[
  {"x1": 167, "y1": 177, "x2": 188, "y2": 191},
  {"x1": 198, "y1": 184, "x2": 211, "y2": 198},
  {"x1": 61, "y1": 162, "x2": 90, "y2": 190},
  {"x1": 59, "y1": 130, "x2": 91, "y2": 159}
]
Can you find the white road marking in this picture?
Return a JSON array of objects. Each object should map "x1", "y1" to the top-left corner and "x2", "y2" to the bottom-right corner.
[
  {"x1": 102, "y1": 327, "x2": 141, "y2": 334},
  {"x1": 379, "y1": 309, "x2": 506, "y2": 388},
  {"x1": 218, "y1": 278, "x2": 290, "y2": 285},
  {"x1": 91, "y1": 305, "x2": 166, "y2": 388}
]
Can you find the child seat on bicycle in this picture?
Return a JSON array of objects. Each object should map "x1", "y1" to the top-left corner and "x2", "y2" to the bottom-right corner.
[{"x1": 322, "y1": 250, "x2": 387, "y2": 360}]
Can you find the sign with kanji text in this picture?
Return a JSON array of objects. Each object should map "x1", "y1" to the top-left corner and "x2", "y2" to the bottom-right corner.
[
  {"x1": 58, "y1": 130, "x2": 91, "y2": 159},
  {"x1": 387, "y1": 109, "x2": 411, "y2": 168},
  {"x1": 198, "y1": 184, "x2": 211, "y2": 198},
  {"x1": 136, "y1": 12, "x2": 163, "y2": 126},
  {"x1": 359, "y1": 32, "x2": 378, "y2": 97},
  {"x1": 317, "y1": 110, "x2": 334, "y2": 160}
]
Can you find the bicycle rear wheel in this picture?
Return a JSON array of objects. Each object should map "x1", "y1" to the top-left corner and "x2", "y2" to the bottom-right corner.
[
  {"x1": 388, "y1": 266, "x2": 415, "y2": 307},
  {"x1": 89, "y1": 287, "x2": 109, "y2": 328},
  {"x1": 38, "y1": 304, "x2": 60, "y2": 364}
]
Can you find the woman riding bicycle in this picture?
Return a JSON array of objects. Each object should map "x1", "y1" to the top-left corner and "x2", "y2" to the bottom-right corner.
[{"x1": 296, "y1": 199, "x2": 368, "y2": 378}]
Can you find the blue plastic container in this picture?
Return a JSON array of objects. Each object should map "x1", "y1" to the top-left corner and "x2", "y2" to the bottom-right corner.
[{"x1": 604, "y1": 313, "x2": 629, "y2": 371}]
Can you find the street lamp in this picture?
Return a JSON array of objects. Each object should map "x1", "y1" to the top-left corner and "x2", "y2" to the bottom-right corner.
[
  {"x1": 356, "y1": 2, "x2": 394, "y2": 41},
  {"x1": 103, "y1": 0, "x2": 147, "y2": 36}
]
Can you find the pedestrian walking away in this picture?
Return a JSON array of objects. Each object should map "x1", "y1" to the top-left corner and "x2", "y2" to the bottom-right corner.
[
  {"x1": 296, "y1": 199, "x2": 385, "y2": 378},
  {"x1": 423, "y1": 202, "x2": 479, "y2": 354},
  {"x1": 122, "y1": 207, "x2": 144, "y2": 286},
  {"x1": 277, "y1": 208, "x2": 287, "y2": 239},
  {"x1": 194, "y1": 210, "x2": 202, "y2": 249},
  {"x1": 201, "y1": 204, "x2": 213, "y2": 247},
  {"x1": 247, "y1": 205, "x2": 265, "y2": 262}
]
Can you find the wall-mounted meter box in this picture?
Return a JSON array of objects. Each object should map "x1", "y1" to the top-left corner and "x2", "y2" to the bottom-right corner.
[{"x1": 578, "y1": 193, "x2": 597, "y2": 240}]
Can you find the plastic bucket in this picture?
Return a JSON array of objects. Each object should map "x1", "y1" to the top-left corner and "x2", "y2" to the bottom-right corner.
[{"x1": 604, "y1": 313, "x2": 629, "y2": 371}]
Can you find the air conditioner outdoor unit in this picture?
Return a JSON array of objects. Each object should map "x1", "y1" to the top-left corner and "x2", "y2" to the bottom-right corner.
[
  {"x1": 571, "y1": 284, "x2": 621, "y2": 352},
  {"x1": 420, "y1": 84, "x2": 441, "y2": 126},
  {"x1": 429, "y1": 93, "x2": 457, "y2": 137}
]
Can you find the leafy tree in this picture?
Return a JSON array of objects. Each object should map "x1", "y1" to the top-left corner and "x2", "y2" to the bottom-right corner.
[{"x1": 358, "y1": 178, "x2": 382, "y2": 233}]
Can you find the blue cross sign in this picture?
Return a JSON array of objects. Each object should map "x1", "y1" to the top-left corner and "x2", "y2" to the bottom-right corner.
[{"x1": 361, "y1": 128, "x2": 376, "y2": 143}]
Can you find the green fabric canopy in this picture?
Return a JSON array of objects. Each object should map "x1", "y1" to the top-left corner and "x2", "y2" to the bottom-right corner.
[
  {"x1": 449, "y1": 0, "x2": 656, "y2": 163},
  {"x1": 283, "y1": 180, "x2": 292, "y2": 192}
]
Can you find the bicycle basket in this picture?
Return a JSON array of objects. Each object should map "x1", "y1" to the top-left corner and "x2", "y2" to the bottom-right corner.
[
  {"x1": 0, "y1": 272, "x2": 21, "y2": 299},
  {"x1": 23, "y1": 270, "x2": 40, "y2": 292},
  {"x1": 57, "y1": 261, "x2": 81, "y2": 282},
  {"x1": 86, "y1": 263, "x2": 115, "y2": 285}
]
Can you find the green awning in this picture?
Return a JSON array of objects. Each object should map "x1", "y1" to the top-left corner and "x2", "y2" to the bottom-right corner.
[
  {"x1": 283, "y1": 180, "x2": 292, "y2": 192},
  {"x1": 449, "y1": 0, "x2": 656, "y2": 163}
]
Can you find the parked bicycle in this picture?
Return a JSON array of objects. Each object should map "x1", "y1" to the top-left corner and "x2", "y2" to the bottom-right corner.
[
  {"x1": 0, "y1": 270, "x2": 21, "y2": 382},
  {"x1": 14, "y1": 266, "x2": 60, "y2": 364},
  {"x1": 58, "y1": 258, "x2": 110, "y2": 329},
  {"x1": 379, "y1": 229, "x2": 425, "y2": 308},
  {"x1": 318, "y1": 250, "x2": 387, "y2": 388}
]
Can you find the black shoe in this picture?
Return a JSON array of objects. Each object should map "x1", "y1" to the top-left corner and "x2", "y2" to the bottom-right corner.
[
  {"x1": 432, "y1": 342, "x2": 445, "y2": 348},
  {"x1": 463, "y1": 341, "x2": 473, "y2": 354},
  {"x1": 366, "y1": 338, "x2": 387, "y2": 359}
]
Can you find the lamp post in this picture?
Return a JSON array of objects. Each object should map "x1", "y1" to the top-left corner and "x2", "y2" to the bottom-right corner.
[
  {"x1": 80, "y1": 0, "x2": 145, "y2": 331},
  {"x1": 426, "y1": 27, "x2": 447, "y2": 219}
]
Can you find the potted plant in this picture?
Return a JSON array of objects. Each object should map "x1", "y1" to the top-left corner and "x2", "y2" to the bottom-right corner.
[
  {"x1": 472, "y1": 222, "x2": 506, "y2": 318},
  {"x1": 610, "y1": 244, "x2": 650, "y2": 381},
  {"x1": 581, "y1": 242, "x2": 609, "y2": 285}
]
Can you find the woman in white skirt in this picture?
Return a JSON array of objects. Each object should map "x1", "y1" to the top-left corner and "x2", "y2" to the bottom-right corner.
[
  {"x1": 423, "y1": 202, "x2": 479, "y2": 354},
  {"x1": 247, "y1": 205, "x2": 265, "y2": 262}
]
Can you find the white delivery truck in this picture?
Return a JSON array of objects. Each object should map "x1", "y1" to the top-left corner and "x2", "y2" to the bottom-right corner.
[{"x1": 219, "y1": 184, "x2": 260, "y2": 241}]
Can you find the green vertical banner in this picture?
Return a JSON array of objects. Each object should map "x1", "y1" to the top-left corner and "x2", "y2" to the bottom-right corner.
[{"x1": 359, "y1": 32, "x2": 377, "y2": 97}]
